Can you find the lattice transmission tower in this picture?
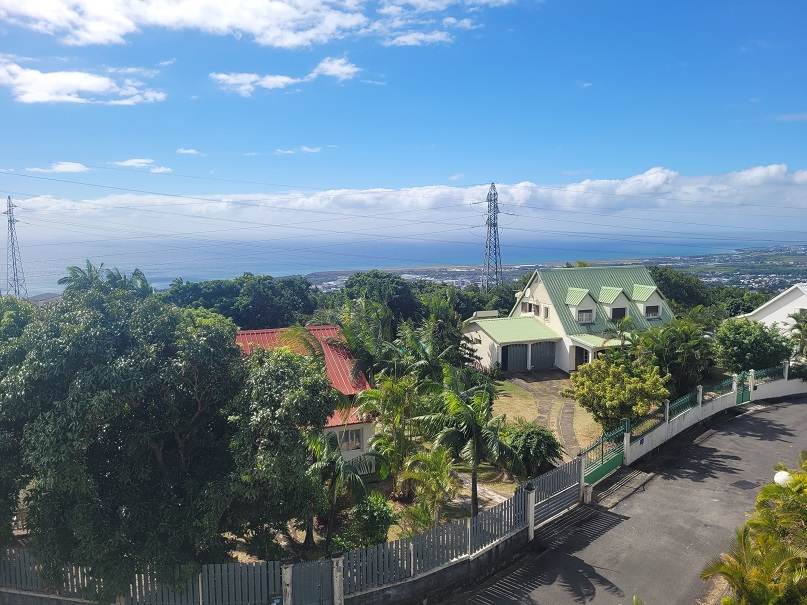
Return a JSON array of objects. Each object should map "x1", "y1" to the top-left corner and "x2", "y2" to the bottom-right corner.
[
  {"x1": 5, "y1": 195, "x2": 28, "y2": 299},
  {"x1": 482, "y1": 183, "x2": 502, "y2": 292}
]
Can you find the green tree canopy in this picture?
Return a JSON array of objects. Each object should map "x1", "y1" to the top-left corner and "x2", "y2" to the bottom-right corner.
[
  {"x1": 714, "y1": 319, "x2": 792, "y2": 374},
  {"x1": 561, "y1": 356, "x2": 670, "y2": 431},
  {"x1": 502, "y1": 419, "x2": 564, "y2": 478},
  {"x1": 0, "y1": 285, "x2": 339, "y2": 599},
  {"x1": 162, "y1": 273, "x2": 317, "y2": 329},
  {"x1": 342, "y1": 270, "x2": 422, "y2": 328}
]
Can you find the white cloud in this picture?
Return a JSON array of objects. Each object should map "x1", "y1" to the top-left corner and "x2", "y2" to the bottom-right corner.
[
  {"x1": 111, "y1": 158, "x2": 171, "y2": 173},
  {"x1": 0, "y1": 0, "x2": 504, "y2": 49},
  {"x1": 275, "y1": 149, "x2": 295, "y2": 155},
  {"x1": 775, "y1": 112, "x2": 807, "y2": 122},
  {"x1": 26, "y1": 161, "x2": 89, "y2": 173},
  {"x1": 449, "y1": 173, "x2": 464, "y2": 181},
  {"x1": 383, "y1": 30, "x2": 453, "y2": 46},
  {"x1": 113, "y1": 158, "x2": 154, "y2": 168},
  {"x1": 309, "y1": 57, "x2": 361, "y2": 81},
  {"x1": 158, "y1": 58, "x2": 176, "y2": 67},
  {"x1": 211, "y1": 56, "x2": 360, "y2": 96},
  {"x1": 177, "y1": 148, "x2": 202, "y2": 155},
  {"x1": 0, "y1": 57, "x2": 165, "y2": 104},
  {"x1": 300, "y1": 146, "x2": 322, "y2": 153},
  {"x1": 0, "y1": 168, "x2": 14, "y2": 172},
  {"x1": 576, "y1": 80, "x2": 592, "y2": 88}
]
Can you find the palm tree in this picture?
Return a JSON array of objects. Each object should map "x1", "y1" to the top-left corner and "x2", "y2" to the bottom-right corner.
[
  {"x1": 412, "y1": 367, "x2": 524, "y2": 516},
  {"x1": 701, "y1": 526, "x2": 807, "y2": 604},
  {"x1": 788, "y1": 311, "x2": 807, "y2": 360},
  {"x1": 307, "y1": 431, "x2": 385, "y2": 549},
  {"x1": 57, "y1": 260, "x2": 105, "y2": 292},
  {"x1": 603, "y1": 315, "x2": 636, "y2": 349},
  {"x1": 355, "y1": 374, "x2": 428, "y2": 499},
  {"x1": 402, "y1": 445, "x2": 462, "y2": 527}
]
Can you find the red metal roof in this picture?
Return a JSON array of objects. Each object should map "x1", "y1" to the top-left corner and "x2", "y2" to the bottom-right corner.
[{"x1": 235, "y1": 325, "x2": 370, "y2": 397}]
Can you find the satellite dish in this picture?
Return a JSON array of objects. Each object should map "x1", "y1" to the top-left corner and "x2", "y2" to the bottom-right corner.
[{"x1": 525, "y1": 288, "x2": 531, "y2": 297}]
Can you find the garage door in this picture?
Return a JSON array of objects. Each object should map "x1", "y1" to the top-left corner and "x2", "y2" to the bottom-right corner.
[
  {"x1": 531, "y1": 341, "x2": 555, "y2": 369},
  {"x1": 503, "y1": 344, "x2": 528, "y2": 371}
]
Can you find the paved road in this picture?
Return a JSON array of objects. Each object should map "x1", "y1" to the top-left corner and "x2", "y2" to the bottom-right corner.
[{"x1": 443, "y1": 397, "x2": 807, "y2": 605}]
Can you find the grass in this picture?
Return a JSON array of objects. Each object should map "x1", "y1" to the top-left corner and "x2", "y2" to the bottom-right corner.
[
  {"x1": 573, "y1": 403, "x2": 603, "y2": 447},
  {"x1": 493, "y1": 380, "x2": 536, "y2": 423}
]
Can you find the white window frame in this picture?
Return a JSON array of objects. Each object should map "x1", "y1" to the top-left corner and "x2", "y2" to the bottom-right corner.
[
  {"x1": 645, "y1": 305, "x2": 660, "y2": 319},
  {"x1": 578, "y1": 309, "x2": 594, "y2": 324},
  {"x1": 338, "y1": 428, "x2": 363, "y2": 452}
]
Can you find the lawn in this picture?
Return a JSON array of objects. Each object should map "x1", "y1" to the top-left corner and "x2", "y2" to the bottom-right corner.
[{"x1": 493, "y1": 380, "x2": 536, "y2": 422}]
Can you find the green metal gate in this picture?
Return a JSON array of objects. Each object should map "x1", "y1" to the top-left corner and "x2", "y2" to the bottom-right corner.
[
  {"x1": 580, "y1": 422, "x2": 626, "y2": 484},
  {"x1": 736, "y1": 371, "x2": 751, "y2": 404}
]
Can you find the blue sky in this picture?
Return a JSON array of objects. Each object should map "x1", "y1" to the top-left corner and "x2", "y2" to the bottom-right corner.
[{"x1": 0, "y1": 0, "x2": 806, "y2": 292}]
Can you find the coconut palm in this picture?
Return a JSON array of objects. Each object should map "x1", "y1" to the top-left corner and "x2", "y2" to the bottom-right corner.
[
  {"x1": 412, "y1": 367, "x2": 524, "y2": 516},
  {"x1": 402, "y1": 445, "x2": 462, "y2": 528},
  {"x1": 307, "y1": 431, "x2": 386, "y2": 549},
  {"x1": 788, "y1": 311, "x2": 807, "y2": 360},
  {"x1": 57, "y1": 260, "x2": 105, "y2": 291}
]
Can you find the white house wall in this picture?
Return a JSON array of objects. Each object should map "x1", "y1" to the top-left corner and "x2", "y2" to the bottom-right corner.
[
  {"x1": 324, "y1": 421, "x2": 375, "y2": 462},
  {"x1": 744, "y1": 288, "x2": 807, "y2": 333},
  {"x1": 462, "y1": 325, "x2": 500, "y2": 370}
]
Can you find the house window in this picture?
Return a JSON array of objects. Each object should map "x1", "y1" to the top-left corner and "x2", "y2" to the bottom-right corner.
[
  {"x1": 611, "y1": 307, "x2": 627, "y2": 320},
  {"x1": 521, "y1": 302, "x2": 528, "y2": 312},
  {"x1": 544, "y1": 306, "x2": 550, "y2": 320},
  {"x1": 338, "y1": 428, "x2": 363, "y2": 452},
  {"x1": 645, "y1": 305, "x2": 660, "y2": 319},
  {"x1": 578, "y1": 309, "x2": 594, "y2": 324},
  {"x1": 528, "y1": 303, "x2": 535, "y2": 313}
]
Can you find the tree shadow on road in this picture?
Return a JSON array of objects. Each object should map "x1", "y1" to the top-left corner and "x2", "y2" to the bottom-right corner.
[
  {"x1": 654, "y1": 443, "x2": 743, "y2": 483},
  {"x1": 458, "y1": 506, "x2": 627, "y2": 605},
  {"x1": 722, "y1": 412, "x2": 796, "y2": 442}
]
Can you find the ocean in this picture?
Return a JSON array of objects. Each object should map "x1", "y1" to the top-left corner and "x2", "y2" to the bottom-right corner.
[{"x1": 11, "y1": 236, "x2": 750, "y2": 296}]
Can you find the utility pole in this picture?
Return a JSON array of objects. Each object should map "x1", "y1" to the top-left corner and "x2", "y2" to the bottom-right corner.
[
  {"x1": 482, "y1": 183, "x2": 502, "y2": 292},
  {"x1": 5, "y1": 195, "x2": 28, "y2": 299}
]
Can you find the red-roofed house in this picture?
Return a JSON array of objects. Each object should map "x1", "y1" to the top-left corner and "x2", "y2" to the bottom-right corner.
[{"x1": 235, "y1": 326, "x2": 374, "y2": 460}]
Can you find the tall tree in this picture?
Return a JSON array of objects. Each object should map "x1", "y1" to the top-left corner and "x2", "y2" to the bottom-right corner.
[
  {"x1": 714, "y1": 319, "x2": 792, "y2": 373},
  {"x1": 413, "y1": 367, "x2": 524, "y2": 516}
]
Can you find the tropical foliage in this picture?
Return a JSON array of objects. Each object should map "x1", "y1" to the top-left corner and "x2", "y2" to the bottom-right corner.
[
  {"x1": 502, "y1": 419, "x2": 565, "y2": 478},
  {"x1": 715, "y1": 319, "x2": 793, "y2": 374},
  {"x1": 701, "y1": 452, "x2": 807, "y2": 604},
  {"x1": 561, "y1": 355, "x2": 670, "y2": 431}
]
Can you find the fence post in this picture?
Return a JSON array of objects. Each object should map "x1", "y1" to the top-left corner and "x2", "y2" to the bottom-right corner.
[
  {"x1": 697, "y1": 385, "x2": 703, "y2": 407},
  {"x1": 525, "y1": 483, "x2": 536, "y2": 541},
  {"x1": 664, "y1": 399, "x2": 670, "y2": 424},
  {"x1": 281, "y1": 563, "x2": 293, "y2": 605},
  {"x1": 332, "y1": 556, "x2": 344, "y2": 605},
  {"x1": 198, "y1": 572, "x2": 204, "y2": 605},
  {"x1": 408, "y1": 542, "x2": 415, "y2": 578},
  {"x1": 749, "y1": 370, "x2": 756, "y2": 400},
  {"x1": 622, "y1": 418, "x2": 631, "y2": 465},
  {"x1": 784, "y1": 361, "x2": 790, "y2": 381},
  {"x1": 732, "y1": 374, "x2": 738, "y2": 396},
  {"x1": 577, "y1": 454, "x2": 585, "y2": 502}
]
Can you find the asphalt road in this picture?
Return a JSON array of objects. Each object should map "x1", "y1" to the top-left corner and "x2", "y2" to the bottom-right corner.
[{"x1": 443, "y1": 397, "x2": 807, "y2": 605}]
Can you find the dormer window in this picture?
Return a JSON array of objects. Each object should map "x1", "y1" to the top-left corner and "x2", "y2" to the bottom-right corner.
[
  {"x1": 645, "y1": 305, "x2": 660, "y2": 319},
  {"x1": 611, "y1": 307, "x2": 627, "y2": 320},
  {"x1": 544, "y1": 307, "x2": 550, "y2": 320},
  {"x1": 578, "y1": 309, "x2": 594, "y2": 324}
]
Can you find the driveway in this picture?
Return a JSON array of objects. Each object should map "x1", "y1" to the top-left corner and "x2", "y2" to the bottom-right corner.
[{"x1": 443, "y1": 397, "x2": 807, "y2": 604}]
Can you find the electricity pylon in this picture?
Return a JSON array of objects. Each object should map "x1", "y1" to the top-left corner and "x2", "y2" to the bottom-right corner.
[
  {"x1": 5, "y1": 195, "x2": 28, "y2": 299},
  {"x1": 482, "y1": 183, "x2": 502, "y2": 292}
]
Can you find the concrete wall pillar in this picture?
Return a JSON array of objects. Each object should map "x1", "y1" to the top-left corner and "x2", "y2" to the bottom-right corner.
[
  {"x1": 732, "y1": 374, "x2": 738, "y2": 395},
  {"x1": 784, "y1": 361, "x2": 790, "y2": 381},
  {"x1": 697, "y1": 385, "x2": 703, "y2": 407},
  {"x1": 526, "y1": 484, "x2": 536, "y2": 541},
  {"x1": 332, "y1": 556, "x2": 344, "y2": 605},
  {"x1": 664, "y1": 399, "x2": 670, "y2": 424},
  {"x1": 749, "y1": 370, "x2": 756, "y2": 399},
  {"x1": 621, "y1": 418, "x2": 631, "y2": 465},
  {"x1": 577, "y1": 454, "x2": 585, "y2": 502},
  {"x1": 281, "y1": 564, "x2": 293, "y2": 605}
]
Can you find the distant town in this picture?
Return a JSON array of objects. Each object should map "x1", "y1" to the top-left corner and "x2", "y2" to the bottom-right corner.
[{"x1": 305, "y1": 244, "x2": 807, "y2": 292}]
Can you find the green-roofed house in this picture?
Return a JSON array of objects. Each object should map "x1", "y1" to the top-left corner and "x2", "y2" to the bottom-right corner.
[{"x1": 462, "y1": 266, "x2": 673, "y2": 373}]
